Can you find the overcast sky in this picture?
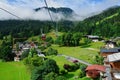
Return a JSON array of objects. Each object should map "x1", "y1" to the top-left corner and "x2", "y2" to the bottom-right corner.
[{"x1": 0, "y1": 0, "x2": 120, "y2": 20}]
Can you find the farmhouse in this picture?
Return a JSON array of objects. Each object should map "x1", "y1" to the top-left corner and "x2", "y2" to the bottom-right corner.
[
  {"x1": 107, "y1": 52, "x2": 120, "y2": 80},
  {"x1": 105, "y1": 40, "x2": 117, "y2": 48},
  {"x1": 85, "y1": 35, "x2": 100, "y2": 42},
  {"x1": 100, "y1": 48, "x2": 120, "y2": 58},
  {"x1": 85, "y1": 65, "x2": 106, "y2": 79}
]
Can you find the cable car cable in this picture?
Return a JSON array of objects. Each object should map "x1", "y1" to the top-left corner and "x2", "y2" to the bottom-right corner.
[
  {"x1": 0, "y1": 7, "x2": 22, "y2": 19},
  {"x1": 43, "y1": 0, "x2": 54, "y2": 22}
]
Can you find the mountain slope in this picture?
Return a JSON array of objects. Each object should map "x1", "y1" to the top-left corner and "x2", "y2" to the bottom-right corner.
[
  {"x1": 74, "y1": 6, "x2": 120, "y2": 37},
  {"x1": 84, "y1": 6, "x2": 120, "y2": 23}
]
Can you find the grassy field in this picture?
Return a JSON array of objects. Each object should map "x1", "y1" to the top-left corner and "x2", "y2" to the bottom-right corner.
[
  {"x1": 0, "y1": 62, "x2": 30, "y2": 80},
  {"x1": 47, "y1": 56, "x2": 92, "y2": 80},
  {"x1": 47, "y1": 56, "x2": 83, "y2": 80},
  {"x1": 47, "y1": 56, "x2": 74, "y2": 69},
  {"x1": 51, "y1": 42, "x2": 104, "y2": 63},
  {"x1": 96, "y1": 13, "x2": 119, "y2": 25}
]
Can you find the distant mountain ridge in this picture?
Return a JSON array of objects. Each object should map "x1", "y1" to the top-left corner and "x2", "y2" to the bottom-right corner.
[
  {"x1": 35, "y1": 7, "x2": 74, "y2": 14},
  {"x1": 34, "y1": 7, "x2": 79, "y2": 20}
]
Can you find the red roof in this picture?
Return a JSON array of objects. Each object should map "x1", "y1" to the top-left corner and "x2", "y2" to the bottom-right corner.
[{"x1": 86, "y1": 65, "x2": 106, "y2": 72}]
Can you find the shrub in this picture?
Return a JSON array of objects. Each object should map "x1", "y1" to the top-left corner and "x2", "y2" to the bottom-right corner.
[
  {"x1": 46, "y1": 48, "x2": 58, "y2": 56},
  {"x1": 63, "y1": 64, "x2": 71, "y2": 71},
  {"x1": 71, "y1": 64, "x2": 80, "y2": 71},
  {"x1": 60, "y1": 69, "x2": 68, "y2": 74},
  {"x1": 38, "y1": 46, "x2": 46, "y2": 51},
  {"x1": 55, "y1": 76, "x2": 67, "y2": 80},
  {"x1": 63, "y1": 63, "x2": 80, "y2": 72},
  {"x1": 45, "y1": 36, "x2": 54, "y2": 44}
]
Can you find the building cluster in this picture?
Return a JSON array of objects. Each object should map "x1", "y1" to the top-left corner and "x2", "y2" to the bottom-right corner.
[
  {"x1": 100, "y1": 45, "x2": 120, "y2": 80},
  {"x1": 13, "y1": 42, "x2": 38, "y2": 61},
  {"x1": 85, "y1": 40, "x2": 120, "y2": 80}
]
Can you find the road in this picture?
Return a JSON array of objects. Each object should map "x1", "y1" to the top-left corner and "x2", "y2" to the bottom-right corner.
[{"x1": 59, "y1": 54, "x2": 92, "y2": 66}]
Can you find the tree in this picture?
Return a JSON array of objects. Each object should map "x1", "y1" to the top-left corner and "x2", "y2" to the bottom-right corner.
[
  {"x1": 44, "y1": 72, "x2": 66, "y2": 80},
  {"x1": 24, "y1": 55, "x2": 44, "y2": 67},
  {"x1": 31, "y1": 66, "x2": 44, "y2": 80},
  {"x1": 46, "y1": 48, "x2": 58, "y2": 56},
  {"x1": 55, "y1": 36, "x2": 63, "y2": 46},
  {"x1": 72, "y1": 33, "x2": 82, "y2": 46},
  {"x1": 84, "y1": 38, "x2": 92, "y2": 44},
  {"x1": 30, "y1": 55, "x2": 44, "y2": 67},
  {"x1": 45, "y1": 36, "x2": 54, "y2": 44},
  {"x1": 0, "y1": 41, "x2": 14, "y2": 61},
  {"x1": 31, "y1": 59, "x2": 59, "y2": 80},
  {"x1": 43, "y1": 59, "x2": 59, "y2": 74},
  {"x1": 93, "y1": 55, "x2": 104, "y2": 65},
  {"x1": 44, "y1": 72, "x2": 57, "y2": 80},
  {"x1": 55, "y1": 76, "x2": 66, "y2": 80}
]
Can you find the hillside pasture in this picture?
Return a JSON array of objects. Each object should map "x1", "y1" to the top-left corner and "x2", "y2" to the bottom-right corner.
[{"x1": 0, "y1": 62, "x2": 30, "y2": 80}]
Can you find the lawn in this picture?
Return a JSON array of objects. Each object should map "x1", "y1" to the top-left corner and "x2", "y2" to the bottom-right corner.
[
  {"x1": 51, "y1": 42, "x2": 104, "y2": 63},
  {"x1": 47, "y1": 56, "x2": 82, "y2": 80},
  {"x1": 0, "y1": 61, "x2": 30, "y2": 80},
  {"x1": 47, "y1": 55, "x2": 74, "y2": 70}
]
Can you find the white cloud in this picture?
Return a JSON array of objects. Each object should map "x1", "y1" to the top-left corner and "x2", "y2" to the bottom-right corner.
[{"x1": 0, "y1": 0, "x2": 120, "y2": 20}]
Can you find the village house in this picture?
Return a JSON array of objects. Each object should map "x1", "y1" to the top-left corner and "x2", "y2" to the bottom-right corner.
[
  {"x1": 100, "y1": 47, "x2": 120, "y2": 67},
  {"x1": 85, "y1": 35, "x2": 100, "y2": 42},
  {"x1": 100, "y1": 48, "x2": 120, "y2": 58},
  {"x1": 85, "y1": 65, "x2": 106, "y2": 79},
  {"x1": 107, "y1": 53, "x2": 120, "y2": 80},
  {"x1": 105, "y1": 41, "x2": 117, "y2": 48}
]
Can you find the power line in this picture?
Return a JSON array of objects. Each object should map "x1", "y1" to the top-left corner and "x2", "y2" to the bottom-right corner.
[
  {"x1": 43, "y1": 0, "x2": 59, "y2": 36},
  {"x1": 43, "y1": 0, "x2": 54, "y2": 22},
  {"x1": 0, "y1": 7, "x2": 22, "y2": 19}
]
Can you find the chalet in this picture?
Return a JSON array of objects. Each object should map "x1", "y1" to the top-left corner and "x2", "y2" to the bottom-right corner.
[
  {"x1": 107, "y1": 53, "x2": 120, "y2": 80},
  {"x1": 85, "y1": 65, "x2": 106, "y2": 79},
  {"x1": 100, "y1": 48, "x2": 120, "y2": 58},
  {"x1": 105, "y1": 41, "x2": 117, "y2": 48},
  {"x1": 86, "y1": 35, "x2": 100, "y2": 42},
  {"x1": 108, "y1": 52, "x2": 120, "y2": 70}
]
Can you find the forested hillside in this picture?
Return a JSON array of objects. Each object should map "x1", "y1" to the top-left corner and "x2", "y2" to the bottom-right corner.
[
  {"x1": 74, "y1": 6, "x2": 120, "y2": 38},
  {"x1": 0, "y1": 20, "x2": 74, "y2": 38}
]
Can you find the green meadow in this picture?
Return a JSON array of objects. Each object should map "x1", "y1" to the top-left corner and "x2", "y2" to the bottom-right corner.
[
  {"x1": 51, "y1": 42, "x2": 104, "y2": 63},
  {"x1": 0, "y1": 62, "x2": 30, "y2": 80}
]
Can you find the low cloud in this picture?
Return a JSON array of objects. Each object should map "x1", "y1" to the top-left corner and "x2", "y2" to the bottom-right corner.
[{"x1": 0, "y1": 0, "x2": 120, "y2": 21}]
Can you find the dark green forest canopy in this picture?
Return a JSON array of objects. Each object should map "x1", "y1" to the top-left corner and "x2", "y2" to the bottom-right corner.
[
  {"x1": 74, "y1": 6, "x2": 120, "y2": 37},
  {"x1": 0, "y1": 20, "x2": 74, "y2": 38}
]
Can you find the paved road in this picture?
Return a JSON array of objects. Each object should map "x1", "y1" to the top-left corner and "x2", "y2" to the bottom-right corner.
[{"x1": 60, "y1": 54, "x2": 92, "y2": 66}]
